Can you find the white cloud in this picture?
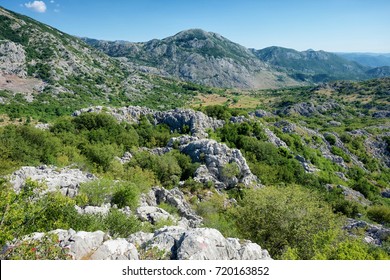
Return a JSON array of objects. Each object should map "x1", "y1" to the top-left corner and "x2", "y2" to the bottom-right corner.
[
  {"x1": 50, "y1": 0, "x2": 55, "y2": 3},
  {"x1": 24, "y1": 1, "x2": 47, "y2": 13}
]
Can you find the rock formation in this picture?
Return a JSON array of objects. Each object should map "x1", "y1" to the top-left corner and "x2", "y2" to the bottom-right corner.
[
  {"x1": 2, "y1": 227, "x2": 271, "y2": 260},
  {"x1": 9, "y1": 165, "x2": 96, "y2": 197}
]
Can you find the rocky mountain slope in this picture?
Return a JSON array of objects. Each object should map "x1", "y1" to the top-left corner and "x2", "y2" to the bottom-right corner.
[
  {"x1": 83, "y1": 29, "x2": 302, "y2": 89},
  {"x1": 83, "y1": 30, "x2": 389, "y2": 88},
  {"x1": 0, "y1": 6, "x2": 201, "y2": 113},
  {"x1": 253, "y1": 46, "x2": 369, "y2": 82}
]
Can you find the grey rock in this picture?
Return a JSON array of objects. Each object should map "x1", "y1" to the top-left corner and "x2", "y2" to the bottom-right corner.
[
  {"x1": 328, "y1": 120, "x2": 342, "y2": 126},
  {"x1": 34, "y1": 123, "x2": 50, "y2": 130},
  {"x1": 129, "y1": 226, "x2": 271, "y2": 260},
  {"x1": 264, "y1": 127, "x2": 289, "y2": 149},
  {"x1": 381, "y1": 189, "x2": 390, "y2": 198},
  {"x1": 344, "y1": 219, "x2": 390, "y2": 246},
  {"x1": 277, "y1": 101, "x2": 341, "y2": 117},
  {"x1": 230, "y1": 116, "x2": 249, "y2": 123},
  {"x1": 75, "y1": 203, "x2": 111, "y2": 216},
  {"x1": 295, "y1": 155, "x2": 319, "y2": 173},
  {"x1": 115, "y1": 152, "x2": 133, "y2": 164},
  {"x1": 364, "y1": 133, "x2": 390, "y2": 168},
  {"x1": 154, "y1": 108, "x2": 225, "y2": 138},
  {"x1": 335, "y1": 172, "x2": 349, "y2": 181},
  {"x1": 135, "y1": 206, "x2": 175, "y2": 224},
  {"x1": 372, "y1": 111, "x2": 390, "y2": 118},
  {"x1": 275, "y1": 120, "x2": 296, "y2": 133},
  {"x1": 175, "y1": 137, "x2": 260, "y2": 189},
  {"x1": 0, "y1": 40, "x2": 27, "y2": 77},
  {"x1": 73, "y1": 106, "x2": 224, "y2": 138},
  {"x1": 249, "y1": 109, "x2": 273, "y2": 118},
  {"x1": 9, "y1": 165, "x2": 96, "y2": 197},
  {"x1": 90, "y1": 239, "x2": 138, "y2": 260},
  {"x1": 336, "y1": 185, "x2": 371, "y2": 206},
  {"x1": 140, "y1": 186, "x2": 202, "y2": 228}
]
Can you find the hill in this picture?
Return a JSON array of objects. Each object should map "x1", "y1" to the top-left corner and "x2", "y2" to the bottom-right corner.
[
  {"x1": 337, "y1": 53, "x2": 390, "y2": 68},
  {"x1": 0, "y1": 6, "x2": 205, "y2": 119},
  {"x1": 253, "y1": 46, "x2": 369, "y2": 83}
]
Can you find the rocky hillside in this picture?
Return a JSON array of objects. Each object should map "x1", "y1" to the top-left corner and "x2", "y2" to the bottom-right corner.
[
  {"x1": 83, "y1": 29, "x2": 304, "y2": 89},
  {"x1": 0, "y1": 6, "x2": 203, "y2": 114},
  {"x1": 253, "y1": 46, "x2": 369, "y2": 83}
]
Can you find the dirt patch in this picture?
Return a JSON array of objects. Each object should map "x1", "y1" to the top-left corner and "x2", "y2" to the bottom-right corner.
[{"x1": 0, "y1": 74, "x2": 45, "y2": 100}]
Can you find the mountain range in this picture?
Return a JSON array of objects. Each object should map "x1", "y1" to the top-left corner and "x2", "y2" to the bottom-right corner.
[
  {"x1": 82, "y1": 29, "x2": 389, "y2": 88},
  {"x1": 1, "y1": 5, "x2": 390, "y2": 98}
]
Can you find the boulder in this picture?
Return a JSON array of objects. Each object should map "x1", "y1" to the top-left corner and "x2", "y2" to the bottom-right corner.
[
  {"x1": 9, "y1": 165, "x2": 96, "y2": 197},
  {"x1": 75, "y1": 203, "x2": 111, "y2": 215},
  {"x1": 249, "y1": 109, "x2": 273, "y2": 118},
  {"x1": 140, "y1": 186, "x2": 203, "y2": 228},
  {"x1": 128, "y1": 226, "x2": 271, "y2": 260},
  {"x1": 169, "y1": 137, "x2": 259, "y2": 189},
  {"x1": 89, "y1": 239, "x2": 138, "y2": 260},
  {"x1": 135, "y1": 206, "x2": 175, "y2": 224}
]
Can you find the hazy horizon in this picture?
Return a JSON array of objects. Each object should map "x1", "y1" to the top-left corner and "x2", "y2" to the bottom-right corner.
[{"x1": 1, "y1": 0, "x2": 390, "y2": 53}]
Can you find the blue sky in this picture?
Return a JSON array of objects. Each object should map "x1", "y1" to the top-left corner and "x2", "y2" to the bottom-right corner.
[{"x1": 1, "y1": 0, "x2": 390, "y2": 52}]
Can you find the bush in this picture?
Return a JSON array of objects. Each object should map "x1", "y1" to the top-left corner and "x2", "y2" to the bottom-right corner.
[
  {"x1": 367, "y1": 205, "x2": 390, "y2": 225},
  {"x1": 111, "y1": 183, "x2": 140, "y2": 209},
  {"x1": 331, "y1": 146, "x2": 351, "y2": 163},
  {"x1": 235, "y1": 185, "x2": 342, "y2": 259},
  {"x1": 325, "y1": 134, "x2": 337, "y2": 145}
]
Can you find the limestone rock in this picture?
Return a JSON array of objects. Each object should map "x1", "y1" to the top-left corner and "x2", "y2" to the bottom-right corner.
[
  {"x1": 172, "y1": 136, "x2": 260, "y2": 189},
  {"x1": 332, "y1": 185, "x2": 371, "y2": 206},
  {"x1": 140, "y1": 186, "x2": 203, "y2": 228},
  {"x1": 372, "y1": 111, "x2": 390, "y2": 118},
  {"x1": 249, "y1": 109, "x2": 273, "y2": 118},
  {"x1": 264, "y1": 127, "x2": 289, "y2": 148},
  {"x1": 75, "y1": 203, "x2": 111, "y2": 215},
  {"x1": 90, "y1": 239, "x2": 138, "y2": 260},
  {"x1": 9, "y1": 165, "x2": 96, "y2": 197},
  {"x1": 344, "y1": 219, "x2": 390, "y2": 246},
  {"x1": 135, "y1": 206, "x2": 175, "y2": 224},
  {"x1": 0, "y1": 40, "x2": 27, "y2": 77},
  {"x1": 128, "y1": 226, "x2": 271, "y2": 260},
  {"x1": 73, "y1": 106, "x2": 224, "y2": 138}
]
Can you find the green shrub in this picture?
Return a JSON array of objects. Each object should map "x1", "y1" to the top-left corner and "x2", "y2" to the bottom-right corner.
[
  {"x1": 367, "y1": 205, "x2": 390, "y2": 225},
  {"x1": 77, "y1": 179, "x2": 115, "y2": 206},
  {"x1": 324, "y1": 134, "x2": 337, "y2": 145},
  {"x1": 103, "y1": 209, "x2": 143, "y2": 238},
  {"x1": 235, "y1": 185, "x2": 342, "y2": 259},
  {"x1": 331, "y1": 146, "x2": 351, "y2": 163},
  {"x1": 111, "y1": 183, "x2": 140, "y2": 209}
]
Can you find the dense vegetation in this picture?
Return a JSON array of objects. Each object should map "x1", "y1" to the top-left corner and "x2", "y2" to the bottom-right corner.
[{"x1": 0, "y1": 106, "x2": 389, "y2": 259}]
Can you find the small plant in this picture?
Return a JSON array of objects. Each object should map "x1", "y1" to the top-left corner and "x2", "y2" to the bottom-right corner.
[
  {"x1": 2, "y1": 233, "x2": 73, "y2": 260},
  {"x1": 138, "y1": 246, "x2": 171, "y2": 260}
]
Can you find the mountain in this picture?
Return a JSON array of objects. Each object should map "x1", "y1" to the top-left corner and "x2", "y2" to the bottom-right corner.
[
  {"x1": 366, "y1": 66, "x2": 390, "y2": 78},
  {"x1": 0, "y1": 6, "x2": 199, "y2": 115},
  {"x1": 83, "y1": 29, "x2": 304, "y2": 89},
  {"x1": 83, "y1": 30, "x2": 387, "y2": 88},
  {"x1": 337, "y1": 53, "x2": 390, "y2": 68},
  {"x1": 253, "y1": 46, "x2": 370, "y2": 83}
]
